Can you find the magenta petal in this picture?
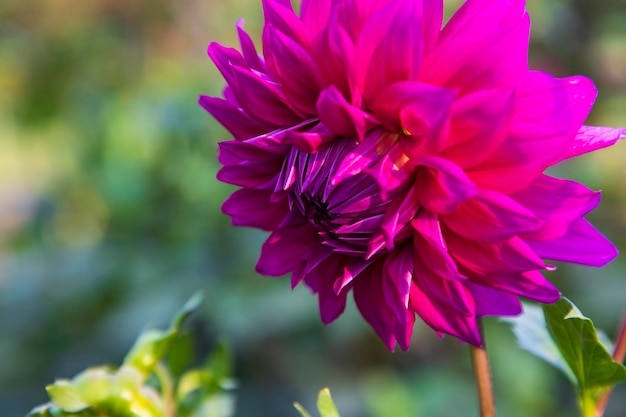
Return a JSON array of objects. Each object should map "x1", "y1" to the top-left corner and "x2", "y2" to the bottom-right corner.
[
  {"x1": 217, "y1": 139, "x2": 286, "y2": 190},
  {"x1": 441, "y1": 88, "x2": 516, "y2": 168},
  {"x1": 423, "y1": 0, "x2": 528, "y2": 93},
  {"x1": 371, "y1": 81, "x2": 455, "y2": 153},
  {"x1": 336, "y1": 0, "x2": 390, "y2": 41},
  {"x1": 222, "y1": 189, "x2": 289, "y2": 231},
  {"x1": 263, "y1": 25, "x2": 323, "y2": 115},
  {"x1": 317, "y1": 85, "x2": 379, "y2": 140},
  {"x1": 382, "y1": 246, "x2": 414, "y2": 322},
  {"x1": 229, "y1": 65, "x2": 303, "y2": 126},
  {"x1": 422, "y1": 0, "x2": 444, "y2": 51},
  {"x1": 354, "y1": 263, "x2": 413, "y2": 351},
  {"x1": 411, "y1": 211, "x2": 464, "y2": 282},
  {"x1": 512, "y1": 73, "x2": 596, "y2": 142},
  {"x1": 466, "y1": 282, "x2": 522, "y2": 317},
  {"x1": 464, "y1": 268, "x2": 560, "y2": 304},
  {"x1": 559, "y1": 125, "x2": 626, "y2": 162},
  {"x1": 262, "y1": 0, "x2": 310, "y2": 47},
  {"x1": 513, "y1": 174, "x2": 601, "y2": 241},
  {"x1": 218, "y1": 138, "x2": 287, "y2": 167},
  {"x1": 304, "y1": 255, "x2": 349, "y2": 324},
  {"x1": 413, "y1": 156, "x2": 478, "y2": 214},
  {"x1": 409, "y1": 281, "x2": 481, "y2": 346},
  {"x1": 198, "y1": 95, "x2": 268, "y2": 140},
  {"x1": 527, "y1": 219, "x2": 618, "y2": 267},
  {"x1": 256, "y1": 216, "x2": 319, "y2": 277},
  {"x1": 469, "y1": 73, "x2": 598, "y2": 192},
  {"x1": 287, "y1": 123, "x2": 336, "y2": 153},
  {"x1": 311, "y1": 9, "x2": 356, "y2": 99},
  {"x1": 380, "y1": 186, "x2": 418, "y2": 249},
  {"x1": 364, "y1": 143, "x2": 412, "y2": 196},
  {"x1": 331, "y1": 129, "x2": 384, "y2": 185},
  {"x1": 442, "y1": 191, "x2": 543, "y2": 243},
  {"x1": 356, "y1": 0, "x2": 425, "y2": 104},
  {"x1": 207, "y1": 42, "x2": 246, "y2": 87},
  {"x1": 445, "y1": 230, "x2": 547, "y2": 276},
  {"x1": 217, "y1": 165, "x2": 279, "y2": 190},
  {"x1": 291, "y1": 245, "x2": 334, "y2": 290},
  {"x1": 383, "y1": 250, "x2": 417, "y2": 350},
  {"x1": 300, "y1": 0, "x2": 331, "y2": 38},
  {"x1": 333, "y1": 257, "x2": 373, "y2": 294},
  {"x1": 412, "y1": 256, "x2": 472, "y2": 315},
  {"x1": 237, "y1": 20, "x2": 266, "y2": 72},
  {"x1": 439, "y1": 0, "x2": 526, "y2": 44}
]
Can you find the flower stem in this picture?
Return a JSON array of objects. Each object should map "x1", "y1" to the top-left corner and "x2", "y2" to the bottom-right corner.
[
  {"x1": 596, "y1": 309, "x2": 626, "y2": 416},
  {"x1": 470, "y1": 318, "x2": 496, "y2": 417}
]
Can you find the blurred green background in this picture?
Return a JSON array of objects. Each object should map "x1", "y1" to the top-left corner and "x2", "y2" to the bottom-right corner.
[{"x1": 0, "y1": 0, "x2": 625, "y2": 416}]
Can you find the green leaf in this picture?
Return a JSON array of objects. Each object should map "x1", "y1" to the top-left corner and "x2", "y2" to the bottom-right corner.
[
  {"x1": 543, "y1": 298, "x2": 626, "y2": 392},
  {"x1": 507, "y1": 297, "x2": 626, "y2": 416},
  {"x1": 294, "y1": 388, "x2": 341, "y2": 417},
  {"x1": 46, "y1": 380, "x2": 89, "y2": 412},
  {"x1": 124, "y1": 291, "x2": 204, "y2": 376},
  {"x1": 316, "y1": 388, "x2": 340, "y2": 417},
  {"x1": 293, "y1": 402, "x2": 313, "y2": 417},
  {"x1": 504, "y1": 302, "x2": 575, "y2": 383},
  {"x1": 26, "y1": 403, "x2": 55, "y2": 417}
]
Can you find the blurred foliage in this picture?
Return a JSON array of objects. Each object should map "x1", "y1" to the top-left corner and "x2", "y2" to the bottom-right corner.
[
  {"x1": 294, "y1": 389, "x2": 341, "y2": 417},
  {"x1": 0, "y1": 0, "x2": 625, "y2": 416},
  {"x1": 28, "y1": 293, "x2": 236, "y2": 417}
]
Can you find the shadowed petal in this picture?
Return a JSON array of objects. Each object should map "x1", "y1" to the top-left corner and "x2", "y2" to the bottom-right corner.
[
  {"x1": 199, "y1": 95, "x2": 269, "y2": 139},
  {"x1": 466, "y1": 282, "x2": 522, "y2": 317},
  {"x1": 229, "y1": 65, "x2": 304, "y2": 126},
  {"x1": 364, "y1": 143, "x2": 412, "y2": 196},
  {"x1": 354, "y1": 262, "x2": 415, "y2": 350},
  {"x1": 411, "y1": 212, "x2": 470, "y2": 315},
  {"x1": 464, "y1": 269, "x2": 560, "y2": 304},
  {"x1": 331, "y1": 128, "x2": 385, "y2": 185},
  {"x1": 256, "y1": 214, "x2": 319, "y2": 276},
  {"x1": 409, "y1": 280, "x2": 481, "y2": 346},
  {"x1": 287, "y1": 122, "x2": 336, "y2": 153},
  {"x1": 303, "y1": 254, "x2": 350, "y2": 324},
  {"x1": 223, "y1": 189, "x2": 289, "y2": 231},
  {"x1": 317, "y1": 85, "x2": 379, "y2": 140},
  {"x1": 311, "y1": 9, "x2": 357, "y2": 99},
  {"x1": 380, "y1": 186, "x2": 418, "y2": 249},
  {"x1": 263, "y1": 24, "x2": 323, "y2": 115},
  {"x1": 413, "y1": 156, "x2": 478, "y2": 214}
]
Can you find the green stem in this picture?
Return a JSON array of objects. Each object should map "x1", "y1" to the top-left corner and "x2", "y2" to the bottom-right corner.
[
  {"x1": 470, "y1": 318, "x2": 496, "y2": 417},
  {"x1": 596, "y1": 310, "x2": 626, "y2": 416},
  {"x1": 155, "y1": 362, "x2": 176, "y2": 417},
  {"x1": 580, "y1": 392, "x2": 600, "y2": 417}
]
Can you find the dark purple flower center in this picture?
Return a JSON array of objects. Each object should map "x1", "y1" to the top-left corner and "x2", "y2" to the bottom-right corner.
[
  {"x1": 301, "y1": 192, "x2": 333, "y2": 229},
  {"x1": 277, "y1": 137, "x2": 407, "y2": 257}
]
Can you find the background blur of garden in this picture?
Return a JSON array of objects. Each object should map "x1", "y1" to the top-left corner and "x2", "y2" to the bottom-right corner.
[{"x1": 0, "y1": 0, "x2": 625, "y2": 416}]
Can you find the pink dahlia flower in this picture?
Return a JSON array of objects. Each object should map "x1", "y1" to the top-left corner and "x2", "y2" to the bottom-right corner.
[{"x1": 201, "y1": 0, "x2": 625, "y2": 349}]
